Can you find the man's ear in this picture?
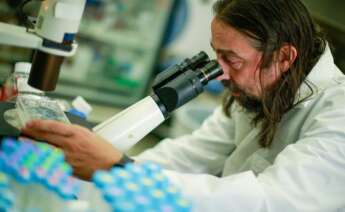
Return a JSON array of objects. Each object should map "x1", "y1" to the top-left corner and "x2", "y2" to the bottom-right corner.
[{"x1": 278, "y1": 44, "x2": 298, "y2": 73}]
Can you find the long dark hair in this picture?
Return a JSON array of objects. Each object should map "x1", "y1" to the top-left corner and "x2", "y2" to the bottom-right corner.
[{"x1": 213, "y1": 0, "x2": 326, "y2": 147}]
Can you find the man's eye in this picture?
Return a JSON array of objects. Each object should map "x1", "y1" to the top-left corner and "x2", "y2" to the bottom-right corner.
[
  {"x1": 231, "y1": 61, "x2": 242, "y2": 69},
  {"x1": 224, "y1": 57, "x2": 242, "y2": 69}
]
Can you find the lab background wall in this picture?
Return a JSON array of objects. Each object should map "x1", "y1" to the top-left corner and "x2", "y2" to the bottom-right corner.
[{"x1": 165, "y1": 0, "x2": 216, "y2": 58}]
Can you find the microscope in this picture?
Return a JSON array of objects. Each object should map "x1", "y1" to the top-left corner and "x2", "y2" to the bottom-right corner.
[{"x1": 0, "y1": 0, "x2": 223, "y2": 153}]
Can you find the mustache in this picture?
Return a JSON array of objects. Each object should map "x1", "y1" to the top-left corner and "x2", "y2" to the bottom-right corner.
[
  {"x1": 220, "y1": 80, "x2": 244, "y2": 94},
  {"x1": 221, "y1": 80, "x2": 231, "y2": 87},
  {"x1": 221, "y1": 80, "x2": 262, "y2": 113}
]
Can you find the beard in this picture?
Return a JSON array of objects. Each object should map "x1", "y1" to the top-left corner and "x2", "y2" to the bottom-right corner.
[{"x1": 221, "y1": 80, "x2": 263, "y2": 114}]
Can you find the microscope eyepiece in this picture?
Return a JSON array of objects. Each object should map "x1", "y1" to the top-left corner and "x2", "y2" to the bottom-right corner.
[{"x1": 197, "y1": 60, "x2": 223, "y2": 85}]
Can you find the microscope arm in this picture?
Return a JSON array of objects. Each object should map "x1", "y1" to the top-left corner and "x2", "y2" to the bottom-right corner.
[
  {"x1": 93, "y1": 96, "x2": 165, "y2": 152},
  {"x1": 0, "y1": 22, "x2": 77, "y2": 56},
  {"x1": 0, "y1": 22, "x2": 40, "y2": 49}
]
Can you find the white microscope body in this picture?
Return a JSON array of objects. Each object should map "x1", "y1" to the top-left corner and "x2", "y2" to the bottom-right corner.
[
  {"x1": 93, "y1": 54, "x2": 222, "y2": 152},
  {"x1": 93, "y1": 96, "x2": 165, "y2": 151}
]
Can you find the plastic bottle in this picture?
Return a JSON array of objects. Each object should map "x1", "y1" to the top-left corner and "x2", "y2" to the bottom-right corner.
[
  {"x1": 10, "y1": 62, "x2": 44, "y2": 100},
  {"x1": 0, "y1": 69, "x2": 17, "y2": 102},
  {"x1": 0, "y1": 62, "x2": 44, "y2": 102}
]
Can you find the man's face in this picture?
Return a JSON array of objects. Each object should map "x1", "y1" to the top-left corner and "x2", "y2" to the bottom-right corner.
[{"x1": 211, "y1": 18, "x2": 282, "y2": 106}]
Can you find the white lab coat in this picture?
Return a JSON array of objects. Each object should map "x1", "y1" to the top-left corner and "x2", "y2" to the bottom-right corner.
[{"x1": 134, "y1": 46, "x2": 345, "y2": 212}]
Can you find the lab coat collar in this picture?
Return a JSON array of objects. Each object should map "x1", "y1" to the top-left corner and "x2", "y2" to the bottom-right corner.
[{"x1": 295, "y1": 44, "x2": 343, "y2": 103}]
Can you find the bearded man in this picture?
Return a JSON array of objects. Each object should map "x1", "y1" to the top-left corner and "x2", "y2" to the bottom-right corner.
[{"x1": 23, "y1": 0, "x2": 345, "y2": 211}]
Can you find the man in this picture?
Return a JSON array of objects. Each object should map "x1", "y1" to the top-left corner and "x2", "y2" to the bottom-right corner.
[{"x1": 22, "y1": 0, "x2": 345, "y2": 211}]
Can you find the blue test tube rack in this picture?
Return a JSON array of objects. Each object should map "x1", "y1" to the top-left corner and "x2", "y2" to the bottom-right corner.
[
  {"x1": 0, "y1": 171, "x2": 15, "y2": 211},
  {"x1": 0, "y1": 137, "x2": 80, "y2": 211},
  {"x1": 93, "y1": 163, "x2": 192, "y2": 212}
]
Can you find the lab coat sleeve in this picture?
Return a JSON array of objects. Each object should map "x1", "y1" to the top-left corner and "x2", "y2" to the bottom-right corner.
[
  {"x1": 161, "y1": 87, "x2": 345, "y2": 212},
  {"x1": 134, "y1": 106, "x2": 237, "y2": 175}
]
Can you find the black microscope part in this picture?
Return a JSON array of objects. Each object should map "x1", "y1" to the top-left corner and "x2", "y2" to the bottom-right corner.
[
  {"x1": 152, "y1": 57, "x2": 223, "y2": 117},
  {"x1": 152, "y1": 51, "x2": 209, "y2": 90}
]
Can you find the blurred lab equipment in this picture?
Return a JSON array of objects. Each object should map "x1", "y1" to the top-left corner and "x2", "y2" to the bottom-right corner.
[
  {"x1": 0, "y1": 65, "x2": 93, "y2": 138},
  {"x1": 55, "y1": 0, "x2": 176, "y2": 106},
  {"x1": 0, "y1": 0, "x2": 98, "y2": 137},
  {"x1": 1, "y1": 62, "x2": 44, "y2": 102},
  {"x1": 0, "y1": 0, "x2": 188, "y2": 107},
  {"x1": 0, "y1": 62, "x2": 89, "y2": 135},
  {"x1": 16, "y1": 95, "x2": 71, "y2": 129},
  {"x1": 162, "y1": 0, "x2": 189, "y2": 47},
  {"x1": 93, "y1": 51, "x2": 223, "y2": 152},
  {"x1": 0, "y1": 0, "x2": 87, "y2": 91},
  {"x1": 67, "y1": 96, "x2": 93, "y2": 120}
]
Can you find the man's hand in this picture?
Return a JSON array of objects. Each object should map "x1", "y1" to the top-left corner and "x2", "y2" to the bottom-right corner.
[{"x1": 21, "y1": 120, "x2": 123, "y2": 181}]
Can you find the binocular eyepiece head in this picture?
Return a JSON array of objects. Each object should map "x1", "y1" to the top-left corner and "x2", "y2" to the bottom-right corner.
[
  {"x1": 178, "y1": 51, "x2": 223, "y2": 82},
  {"x1": 152, "y1": 52, "x2": 223, "y2": 116},
  {"x1": 153, "y1": 51, "x2": 223, "y2": 90}
]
